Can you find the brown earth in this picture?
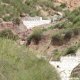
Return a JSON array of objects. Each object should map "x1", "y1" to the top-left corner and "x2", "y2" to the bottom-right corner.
[
  {"x1": 0, "y1": 21, "x2": 28, "y2": 39},
  {"x1": 55, "y1": 0, "x2": 80, "y2": 10}
]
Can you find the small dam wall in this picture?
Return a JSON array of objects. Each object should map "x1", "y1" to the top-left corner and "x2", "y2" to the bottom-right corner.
[{"x1": 22, "y1": 17, "x2": 51, "y2": 29}]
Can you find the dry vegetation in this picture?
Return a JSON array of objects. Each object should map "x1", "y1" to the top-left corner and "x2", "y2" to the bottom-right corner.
[
  {"x1": 27, "y1": 7, "x2": 80, "y2": 61},
  {"x1": 0, "y1": 0, "x2": 80, "y2": 79},
  {"x1": 0, "y1": 38, "x2": 60, "y2": 80}
]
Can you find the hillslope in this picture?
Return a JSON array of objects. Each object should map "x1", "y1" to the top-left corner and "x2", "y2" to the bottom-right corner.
[
  {"x1": 0, "y1": 38, "x2": 60, "y2": 80},
  {"x1": 0, "y1": 0, "x2": 55, "y2": 21}
]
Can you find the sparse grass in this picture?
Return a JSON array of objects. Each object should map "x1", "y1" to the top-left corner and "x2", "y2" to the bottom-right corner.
[
  {"x1": 0, "y1": 0, "x2": 55, "y2": 21},
  {"x1": 0, "y1": 38, "x2": 60, "y2": 80},
  {"x1": 52, "y1": 49, "x2": 63, "y2": 61},
  {"x1": 65, "y1": 7, "x2": 80, "y2": 26}
]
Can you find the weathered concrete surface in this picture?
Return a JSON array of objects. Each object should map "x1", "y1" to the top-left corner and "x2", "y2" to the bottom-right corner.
[
  {"x1": 49, "y1": 56, "x2": 80, "y2": 80},
  {"x1": 22, "y1": 19, "x2": 51, "y2": 29}
]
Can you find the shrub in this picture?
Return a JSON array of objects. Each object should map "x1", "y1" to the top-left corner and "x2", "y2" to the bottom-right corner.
[
  {"x1": 53, "y1": 20, "x2": 71, "y2": 29},
  {"x1": 27, "y1": 29, "x2": 43, "y2": 44},
  {"x1": 64, "y1": 29, "x2": 72, "y2": 41},
  {"x1": 72, "y1": 28, "x2": 79, "y2": 36},
  {"x1": 12, "y1": 17, "x2": 21, "y2": 25},
  {"x1": 51, "y1": 33, "x2": 63, "y2": 46},
  {"x1": 0, "y1": 29, "x2": 18, "y2": 40},
  {"x1": 48, "y1": 26, "x2": 54, "y2": 30},
  {"x1": 43, "y1": 0, "x2": 54, "y2": 9},
  {"x1": 54, "y1": 23, "x2": 65, "y2": 29},
  {"x1": 54, "y1": 6, "x2": 62, "y2": 11},
  {"x1": 73, "y1": 15, "x2": 80, "y2": 24},
  {"x1": 60, "y1": 3, "x2": 66, "y2": 8},
  {"x1": 67, "y1": 7, "x2": 80, "y2": 23},
  {"x1": 42, "y1": 28, "x2": 47, "y2": 32},
  {"x1": 64, "y1": 22, "x2": 73, "y2": 29},
  {"x1": 65, "y1": 46, "x2": 78, "y2": 55},
  {"x1": 27, "y1": 35, "x2": 33, "y2": 45},
  {"x1": 3, "y1": 16, "x2": 12, "y2": 21},
  {"x1": 52, "y1": 49, "x2": 62, "y2": 61},
  {"x1": 73, "y1": 22, "x2": 80, "y2": 27}
]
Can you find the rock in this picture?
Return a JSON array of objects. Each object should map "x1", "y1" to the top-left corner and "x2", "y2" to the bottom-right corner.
[{"x1": 19, "y1": 41, "x2": 25, "y2": 45}]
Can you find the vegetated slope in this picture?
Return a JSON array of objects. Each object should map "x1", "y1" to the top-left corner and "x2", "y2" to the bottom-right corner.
[
  {"x1": 0, "y1": 38, "x2": 60, "y2": 80},
  {"x1": 0, "y1": 0, "x2": 56, "y2": 21},
  {"x1": 55, "y1": 0, "x2": 80, "y2": 10},
  {"x1": 27, "y1": 7, "x2": 80, "y2": 60}
]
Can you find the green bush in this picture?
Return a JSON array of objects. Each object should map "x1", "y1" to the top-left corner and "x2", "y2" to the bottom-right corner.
[
  {"x1": 52, "y1": 49, "x2": 62, "y2": 61},
  {"x1": 60, "y1": 3, "x2": 66, "y2": 8},
  {"x1": 54, "y1": 22, "x2": 65, "y2": 29},
  {"x1": 3, "y1": 16, "x2": 12, "y2": 21},
  {"x1": 54, "y1": 6, "x2": 62, "y2": 11},
  {"x1": 73, "y1": 15, "x2": 80, "y2": 24},
  {"x1": 72, "y1": 28, "x2": 79, "y2": 36},
  {"x1": 64, "y1": 22, "x2": 73, "y2": 29},
  {"x1": 48, "y1": 26, "x2": 54, "y2": 30},
  {"x1": 27, "y1": 35, "x2": 33, "y2": 45},
  {"x1": 0, "y1": 29, "x2": 18, "y2": 40},
  {"x1": 65, "y1": 46, "x2": 78, "y2": 56},
  {"x1": 12, "y1": 17, "x2": 21, "y2": 25},
  {"x1": 42, "y1": 0, "x2": 54, "y2": 9},
  {"x1": 53, "y1": 20, "x2": 72, "y2": 29},
  {"x1": 53, "y1": 3, "x2": 66, "y2": 11},
  {"x1": 51, "y1": 33, "x2": 63, "y2": 46},
  {"x1": 51, "y1": 27, "x2": 80, "y2": 46},
  {"x1": 67, "y1": 7, "x2": 80, "y2": 24},
  {"x1": 27, "y1": 29, "x2": 43, "y2": 44},
  {"x1": 64, "y1": 29, "x2": 72, "y2": 41}
]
